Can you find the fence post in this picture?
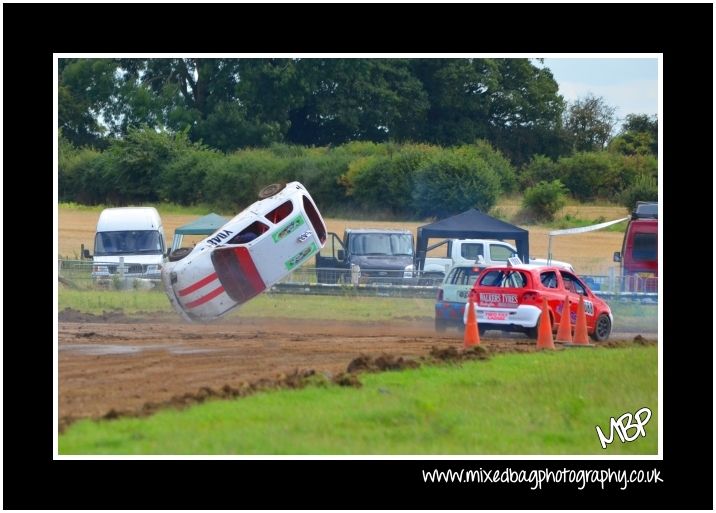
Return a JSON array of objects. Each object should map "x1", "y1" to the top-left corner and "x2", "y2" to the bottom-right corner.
[{"x1": 608, "y1": 266, "x2": 615, "y2": 293}]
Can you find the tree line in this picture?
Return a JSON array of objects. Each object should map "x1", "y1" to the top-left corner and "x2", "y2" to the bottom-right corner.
[
  {"x1": 60, "y1": 130, "x2": 657, "y2": 219},
  {"x1": 59, "y1": 58, "x2": 658, "y2": 217}
]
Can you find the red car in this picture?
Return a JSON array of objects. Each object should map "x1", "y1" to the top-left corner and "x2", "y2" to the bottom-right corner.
[{"x1": 463, "y1": 264, "x2": 613, "y2": 341}]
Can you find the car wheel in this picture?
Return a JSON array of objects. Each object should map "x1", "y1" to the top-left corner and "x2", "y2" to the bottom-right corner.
[
  {"x1": 526, "y1": 326, "x2": 538, "y2": 339},
  {"x1": 478, "y1": 325, "x2": 486, "y2": 337},
  {"x1": 168, "y1": 247, "x2": 192, "y2": 262},
  {"x1": 590, "y1": 314, "x2": 612, "y2": 342},
  {"x1": 258, "y1": 182, "x2": 286, "y2": 199},
  {"x1": 435, "y1": 318, "x2": 447, "y2": 333}
]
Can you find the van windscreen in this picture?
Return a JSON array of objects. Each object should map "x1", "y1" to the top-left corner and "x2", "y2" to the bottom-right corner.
[
  {"x1": 632, "y1": 233, "x2": 657, "y2": 261},
  {"x1": 94, "y1": 231, "x2": 163, "y2": 256}
]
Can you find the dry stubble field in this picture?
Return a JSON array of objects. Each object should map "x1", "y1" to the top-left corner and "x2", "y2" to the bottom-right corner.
[{"x1": 59, "y1": 202, "x2": 627, "y2": 274}]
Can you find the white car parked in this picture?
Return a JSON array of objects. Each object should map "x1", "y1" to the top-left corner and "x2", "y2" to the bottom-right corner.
[{"x1": 162, "y1": 182, "x2": 327, "y2": 322}]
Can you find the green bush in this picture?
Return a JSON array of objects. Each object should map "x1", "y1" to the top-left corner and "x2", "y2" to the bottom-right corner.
[
  {"x1": 159, "y1": 146, "x2": 222, "y2": 205},
  {"x1": 520, "y1": 154, "x2": 560, "y2": 188},
  {"x1": 412, "y1": 152, "x2": 501, "y2": 218},
  {"x1": 342, "y1": 144, "x2": 437, "y2": 215},
  {"x1": 619, "y1": 174, "x2": 658, "y2": 211},
  {"x1": 556, "y1": 151, "x2": 621, "y2": 201},
  {"x1": 458, "y1": 140, "x2": 517, "y2": 193},
  {"x1": 521, "y1": 180, "x2": 568, "y2": 221}
]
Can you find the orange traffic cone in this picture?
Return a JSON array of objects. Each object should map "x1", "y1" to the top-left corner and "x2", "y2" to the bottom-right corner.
[
  {"x1": 555, "y1": 295, "x2": 573, "y2": 344},
  {"x1": 464, "y1": 298, "x2": 480, "y2": 348},
  {"x1": 536, "y1": 296, "x2": 555, "y2": 350},
  {"x1": 571, "y1": 295, "x2": 591, "y2": 346}
]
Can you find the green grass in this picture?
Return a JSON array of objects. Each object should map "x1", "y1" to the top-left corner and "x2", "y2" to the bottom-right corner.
[
  {"x1": 58, "y1": 289, "x2": 435, "y2": 321},
  {"x1": 59, "y1": 346, "x2": 658, "y2": 455},
  {"x1": 58, "y1": 289, "x2": 657, "y2": 332},
  {"x1": 609, "y1": 302, "x2": 658, "y2": 332}
]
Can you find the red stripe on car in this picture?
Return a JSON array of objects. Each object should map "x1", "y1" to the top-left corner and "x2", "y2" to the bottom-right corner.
[
  {"x1": 178, "y1": 272, "x2": 218, "y2": 297},
  {"x1": 185, "y1": 285, "x2": 225, "y2": 309}
]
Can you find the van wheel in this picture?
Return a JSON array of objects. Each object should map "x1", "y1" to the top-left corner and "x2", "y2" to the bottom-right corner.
[
  {"x1": 590, "y1": 314, "x2": 612, "y2": 342},
  {"x1": 258, "y1": 182, "x2": 286, "y2": 199},
  {"x1": 168, "y1": 247, "x2": 192, "y2": 262}
]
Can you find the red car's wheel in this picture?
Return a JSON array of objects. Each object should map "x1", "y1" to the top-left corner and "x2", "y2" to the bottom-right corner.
[{"x1": 590, "y1": 314, "x2": 612, "y2": 341}]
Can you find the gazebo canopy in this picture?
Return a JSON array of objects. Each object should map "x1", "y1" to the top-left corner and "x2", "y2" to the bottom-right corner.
[{"x1": 416, "y1": 209, "x2": 530, "y2": 268}]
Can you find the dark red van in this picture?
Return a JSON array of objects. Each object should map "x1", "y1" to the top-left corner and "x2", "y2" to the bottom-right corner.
[{"x1": 614, "y1": 202, "x2": 657, "y2": 291}]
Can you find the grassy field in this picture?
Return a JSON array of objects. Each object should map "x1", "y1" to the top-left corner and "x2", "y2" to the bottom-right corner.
[
  {"x1": 58, "y1": 200, "x2": 628, "y2": 274},
  {"x1": 58, "y1": 289, "x2": 436, "y2": 321},
  {"x1": 59, "y1": 345, "x2": 658, "y2": 455},
  {"x1": 58, "y1": 289, "x2": 657, "y2": 332}
]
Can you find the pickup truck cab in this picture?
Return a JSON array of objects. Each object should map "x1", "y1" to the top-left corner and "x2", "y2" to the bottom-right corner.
[
  {"x1": 422, "y1": 239, "x2": 574, "y2": 279},
  {"x1": 316, "y1": 229, "x2": 414, "y2": 284}
]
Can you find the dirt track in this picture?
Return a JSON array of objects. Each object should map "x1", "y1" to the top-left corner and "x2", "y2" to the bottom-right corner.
[{"x1": 59, "y1": 311, "x2": 654, "y2": 429}]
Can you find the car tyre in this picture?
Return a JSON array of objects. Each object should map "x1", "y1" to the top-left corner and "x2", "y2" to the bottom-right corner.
[
  {"x1": 168, "y1": 247, "x2": 192, "y2": 262},
  {"x1": 258, "y1": 182, "x2": 287, "y2": 199},
  {"x1": 435, "y1": 318, "x2": 447, "y2": 332},
  {"x1": 590, "y1": 313, "x2": 612, "y2": 342}
]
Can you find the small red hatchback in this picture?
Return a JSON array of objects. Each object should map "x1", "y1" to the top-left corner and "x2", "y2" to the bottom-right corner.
[{"x1": 464, "y1": 264, "x2": 613, "y2": 341}]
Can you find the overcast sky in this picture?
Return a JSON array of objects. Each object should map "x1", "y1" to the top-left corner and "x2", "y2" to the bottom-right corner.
[{"x1": 535, "y1": 57, "x2": 659, "y2": 126}]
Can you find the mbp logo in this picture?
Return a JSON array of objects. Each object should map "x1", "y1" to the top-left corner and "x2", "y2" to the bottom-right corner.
[{"x1": 595, "y1": 407, "x2": 652, "y2": 449}]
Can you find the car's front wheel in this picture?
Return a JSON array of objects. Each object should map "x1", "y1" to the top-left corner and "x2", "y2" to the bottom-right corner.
[
  {"x1": 435, "y1": 318, "x2": 448, "y2": 332},
  {"x1": 590, "y1": 314, "x2": 612, "y2": 341}
]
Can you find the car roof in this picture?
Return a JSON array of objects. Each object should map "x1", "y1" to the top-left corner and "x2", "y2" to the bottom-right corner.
[{"x1": 483, "y1": 264, "x2": 569, "y2": 273}]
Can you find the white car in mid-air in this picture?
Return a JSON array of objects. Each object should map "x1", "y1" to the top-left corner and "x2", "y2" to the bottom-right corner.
[{"x1": 162, "y1": 182, "x2": 327, "y2": 322}]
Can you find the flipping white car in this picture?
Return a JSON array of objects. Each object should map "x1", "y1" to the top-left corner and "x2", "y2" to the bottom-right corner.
[{"x1": 162, "y1": 182, "x2": 327, "y2": 322}]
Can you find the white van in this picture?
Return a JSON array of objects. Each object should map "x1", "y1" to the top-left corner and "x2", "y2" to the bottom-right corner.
[{"x1": 88, "y1": 207, "x2": 167, "y2": 284}]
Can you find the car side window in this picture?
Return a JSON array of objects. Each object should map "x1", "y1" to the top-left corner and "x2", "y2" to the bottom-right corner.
[
  {"x1": 540, "y1": 271, "x2": 558, "y2": 289},
  {"x1": 560, "y1": 272, "x2": 587, "y2": 296}
]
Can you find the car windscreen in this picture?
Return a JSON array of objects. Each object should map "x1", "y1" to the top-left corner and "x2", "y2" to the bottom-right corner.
[
  {"x1": 94, "y1": 230, "x2": 163, "y2": 256},
  {"x1": 349, "y1": 234, "x2": 414, "y2": 256}
]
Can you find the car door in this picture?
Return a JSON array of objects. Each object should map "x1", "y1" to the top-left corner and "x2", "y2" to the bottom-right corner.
[
  {"x1": 558, "y1": 270, "x2": 595, "y2": 329},
  {"x1": 315, "y1": 232, "x2": 349, "y2": 283}
]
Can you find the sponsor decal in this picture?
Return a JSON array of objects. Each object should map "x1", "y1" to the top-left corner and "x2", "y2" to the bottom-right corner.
[
  {"x1": 478, "y1": 292, "x2": 518, "y2": 308},
  {"x1": 285, "y1": 242, "x2": 318, "y2": 270},
  {"x1": 206, "y1": 229, "x2": 233, "y2": 247},
  {"x1": 485, "y1": 311, "x2": 509, "y2": 321},
  {"x1": 272, "y1": 215, "x2": 306, "y2": 243}
]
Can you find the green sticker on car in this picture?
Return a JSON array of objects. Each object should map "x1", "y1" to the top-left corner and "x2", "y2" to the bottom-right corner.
[
  {"x1": 272, "y1": 215, "x2": 306, "y2": 243},
  {"x1": 285, "y1": 242, "x2": 318, "y2": 270}
]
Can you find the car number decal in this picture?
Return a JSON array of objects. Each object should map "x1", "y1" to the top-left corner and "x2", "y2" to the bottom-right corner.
[
  {"x1": 272, "y1": 215, "x2": 306, "y2": 243},
  {"x1": 285, "y1": 242, "x2": 318, "y2": 270},
  {"x1": 583, "y1": 299, "x2": 594, "y2": 316}
]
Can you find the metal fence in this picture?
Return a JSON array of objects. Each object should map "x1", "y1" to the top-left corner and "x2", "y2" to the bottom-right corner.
[{"x1": 58, "y1": 259, "x2": 658, "y2": 303}]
